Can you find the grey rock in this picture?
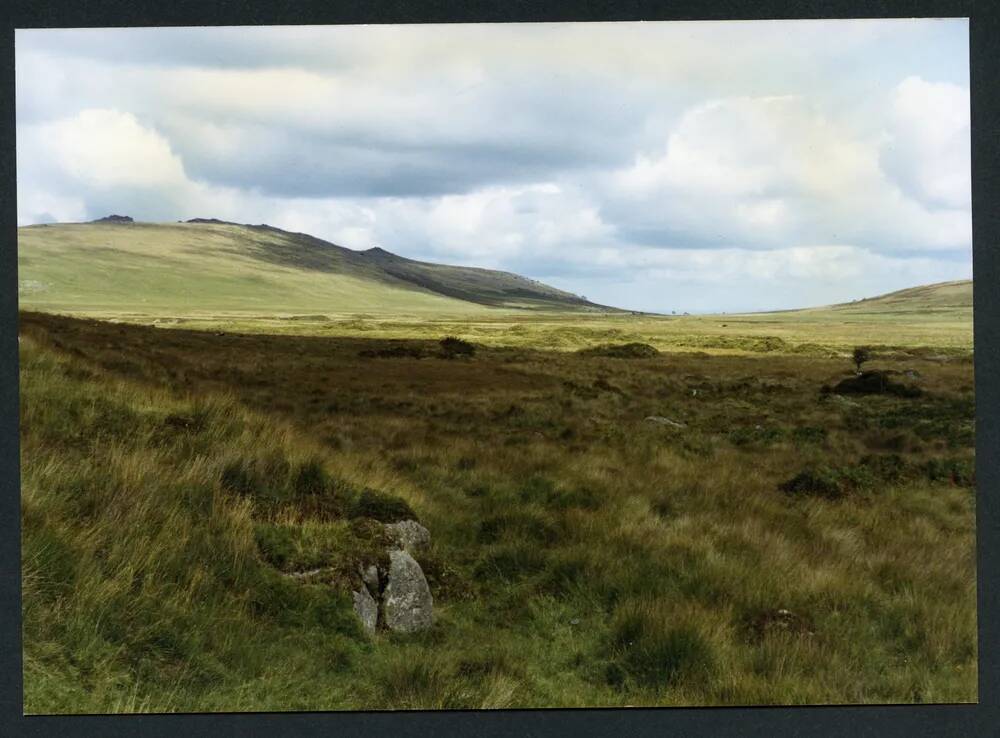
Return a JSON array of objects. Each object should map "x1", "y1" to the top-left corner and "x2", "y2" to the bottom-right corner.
[
  {"x1": 359, "y1": 563, "x2": 380, "y2": 596},
  {"x1": 383, "y1": 549, "x2": 434, "y2": 633},
  {"x1": 352, "y1": 588, "x2": 378, "y2": 634},
  {"x1": 282, "y1": 566, "x2": 333, "y2": 581},
  {"x1": 645, "y1": 415, "x2": 686, "y2": 429},
  {"x1": 385, "y1": 519, "x2": 431, "y2": 554},
  {"x1": 829, "y1": 394, "x2": 860, "y2": 409}
]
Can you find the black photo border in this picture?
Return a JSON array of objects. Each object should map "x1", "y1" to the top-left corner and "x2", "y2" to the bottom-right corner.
[{"x1": 0, "y1": 1, "x2": 996, "y2": 736}]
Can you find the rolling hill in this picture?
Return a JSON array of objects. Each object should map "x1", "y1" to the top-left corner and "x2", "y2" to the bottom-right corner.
[
  {"x1": 821, "y1": 280, "x2": 973, "y2": 316},
  {"x1": 16, "y1": 219, "x2": 614, "y2": 318}
]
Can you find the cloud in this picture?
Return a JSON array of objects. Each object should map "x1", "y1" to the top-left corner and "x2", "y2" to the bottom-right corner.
[
  {"x1": 882, "y1": 76, "x2": 971, "y2": 210},
  {"x1": 604, "y1": 87, "x2": 970, "y2": 254},
  {"x1": 14, "y1": 21, "x2": 972, "y2": 312},
  {"x1": 40, "y1": 109, "x2": 186, "y2": 189}
]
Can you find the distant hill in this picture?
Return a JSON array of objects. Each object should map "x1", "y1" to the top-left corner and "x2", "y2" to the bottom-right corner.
[
  {"x1": 17, "y1": 219, "x2": 617, "y2": 317},
  {"x1": 820, "y1": 280, "x2": 973, "y2": 315},
  {"x1": 361, "y1": 246, "x2": 602, "y2": 310}
]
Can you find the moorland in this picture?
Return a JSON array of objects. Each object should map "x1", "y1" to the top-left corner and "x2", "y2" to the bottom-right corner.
[{"x1": 18, "y1": 220, "x2": 976, "y2": 711}]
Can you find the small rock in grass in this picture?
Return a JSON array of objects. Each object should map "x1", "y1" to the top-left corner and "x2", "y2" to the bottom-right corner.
[{"x1": 645, "y1": 416, "x2": 686, "y2": 429}]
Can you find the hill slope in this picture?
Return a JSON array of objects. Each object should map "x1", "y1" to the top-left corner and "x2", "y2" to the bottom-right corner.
[
  {"x1": 361, "y1": 246, "x2": 602, "y2": 310},
  {"x1": 819, "y1": 280, "x2": 973, "y2": 316},
  {"x1": 17, "y1": 219, "x2": 614, "y2": 317}
]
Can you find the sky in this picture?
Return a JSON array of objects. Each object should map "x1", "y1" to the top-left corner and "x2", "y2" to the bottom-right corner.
[{"x1": 15, "y1": 20, "x2": 971, "y2": 313}]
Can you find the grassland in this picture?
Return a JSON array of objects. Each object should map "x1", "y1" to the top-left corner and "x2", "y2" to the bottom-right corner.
[
  {"x1": 17, "y1": 221, "x2": 603, "y2": 316},
  {"x1": 19, "y1": 301, "x2": 976, "y2": 712},
  {"x1": 18, "y1": 219, "x2": 969, "y2": 353}
]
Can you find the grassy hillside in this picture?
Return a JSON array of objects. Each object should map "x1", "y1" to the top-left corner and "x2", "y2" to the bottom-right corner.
[
  {"x1": 17, "y1": 220, "x2": 609, "y2": 318},
  {"x1": 20, "y1": 312, "x2": 977, "y2": 710},
  {"x1": 820, "y1": 280, "x2": 973, "y2": 316},
  {"x1": 362, "y1": 246, "x2": 608, "y2": 310}
]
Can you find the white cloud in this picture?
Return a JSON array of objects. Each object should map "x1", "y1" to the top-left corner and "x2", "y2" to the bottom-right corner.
[
  {"x1": 32, "y1": 109, "x2": 186, "y2": 189},
  {"x1": 606, "y1": 86, "x2": 970, "y2": 255},
  {"x1": 882, "y1": 76, "x2": 970, "y2": 209}
]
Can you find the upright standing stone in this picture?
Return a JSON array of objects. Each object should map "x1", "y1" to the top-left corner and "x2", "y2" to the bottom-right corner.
[
  {"x1": 382, "y1": 549, "x2": 434, "y2": 633},
  {"x1": 352, "y1": 588, "x2": 378, "y2": 634}
]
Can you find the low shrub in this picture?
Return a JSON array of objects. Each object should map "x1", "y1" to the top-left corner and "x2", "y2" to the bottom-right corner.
[
  {"x1": 791, "y1": 426, "x2": 828, "y2": 445},
  {"x1": 578, "y1": 342, "x2": 659, "y2": 359},
  {"x1": 779, "y1": 454, "x2": 911, "y2": 499},
  {"x1": 358, "y1": 345, "x2": 426, "y2": 359},
  {"x1": 780, "y1": 464, "x2": 876, "y2": 500},
  {"x1": 347, "y1": 488, "x2": 417, "y2": 523},
  {"x1": 439, "y1": 337, "x2": 476, "y2": 359},
  {"x1": 832, "y1": 371, "x2": 922, "y2": 398},
  {"x1": 292, "y1": 458, "x2": 329, "y2": 497},
  {"x1": 923, "y1": 457, "x2": 976, "y2": 487}
]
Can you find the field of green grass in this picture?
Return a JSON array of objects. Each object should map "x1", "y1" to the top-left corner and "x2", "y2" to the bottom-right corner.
[
  {"x1": 19, "y1": 303, "x2": 976, "y2": 712},
  {"x1": 17, "y1": 221, "x2": 602, "y2": 316}
]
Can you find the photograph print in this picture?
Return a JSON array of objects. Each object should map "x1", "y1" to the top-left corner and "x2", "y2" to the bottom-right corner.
[{"x1": 16, "y1": 18, "x2": 975, "y2": 712}]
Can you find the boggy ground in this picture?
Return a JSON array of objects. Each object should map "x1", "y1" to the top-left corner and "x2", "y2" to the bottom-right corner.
[{"x1": 19, "y1": 311, "x2": 976, "y2": 711}]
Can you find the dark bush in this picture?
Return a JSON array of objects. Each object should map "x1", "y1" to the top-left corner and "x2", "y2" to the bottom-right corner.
[
  {"x1": 832, "y1": 371, "x2": 922, "y2": 398},
  {"x1": 923, "y1": 458, "x2": 976, "y2": 487},
  {"x1": 358, "y1": 345, "x2": 426, "y2": 359},
  {"x1": 439, "y1": 337, "x2": 476, "y2": 359},
  {"x1": 593, "y1": 377, "x2": 625, "y2": 394},
  {"x1": 780, "y1": 454, "x2": 913, "y2": 499},
  {"x1": 292, "y1": 458, "x2": 329, "y2": 497},
  {"x1": 578, "y1": 342, "x2": 660, "y2": 359},
  {"x1": 859, "y1": 453, "x2": 909, "y2": 483},
  {"x1": 347, "y1": 488, "x2": 417, "y2": 523},
  {"x1": 779, "y1": 466, "x2": 846, "y2": 499},
  {"x1": 219, "y1": 459, "x2": 261, "y2": 496},
  {"x1": 791, "y1": 426, "x2": 828, "y2": 445}
]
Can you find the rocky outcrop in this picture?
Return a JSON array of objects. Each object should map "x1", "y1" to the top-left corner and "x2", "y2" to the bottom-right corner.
[
  {"x1": 352, "y1": 587, "x2": 378, "y2": 634},
  {"x1": 359, "y1": 563, "x2": 380, "y2": 596},
  {"x1": 347, "y1": 520, "x2": 435, "y2": 635},
  {"x1": 385, "y1": 519, "x2": 431, "y2": 555},
  {"x1": 92, "y1": 214, "x2": 133, "y2": 224},
  {"x1": 382, "y1": 549, "x2": 434, "y2": 633}
]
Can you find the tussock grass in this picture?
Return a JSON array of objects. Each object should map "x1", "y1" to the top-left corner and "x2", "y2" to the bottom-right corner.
[{"x1": 19, "y1": 312, "x2": 977, "y2": 711}]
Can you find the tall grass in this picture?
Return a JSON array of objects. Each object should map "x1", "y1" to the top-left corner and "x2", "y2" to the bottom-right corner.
[{"x1": 19, "y1": 313, "x2": 978, "y2": 711}]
